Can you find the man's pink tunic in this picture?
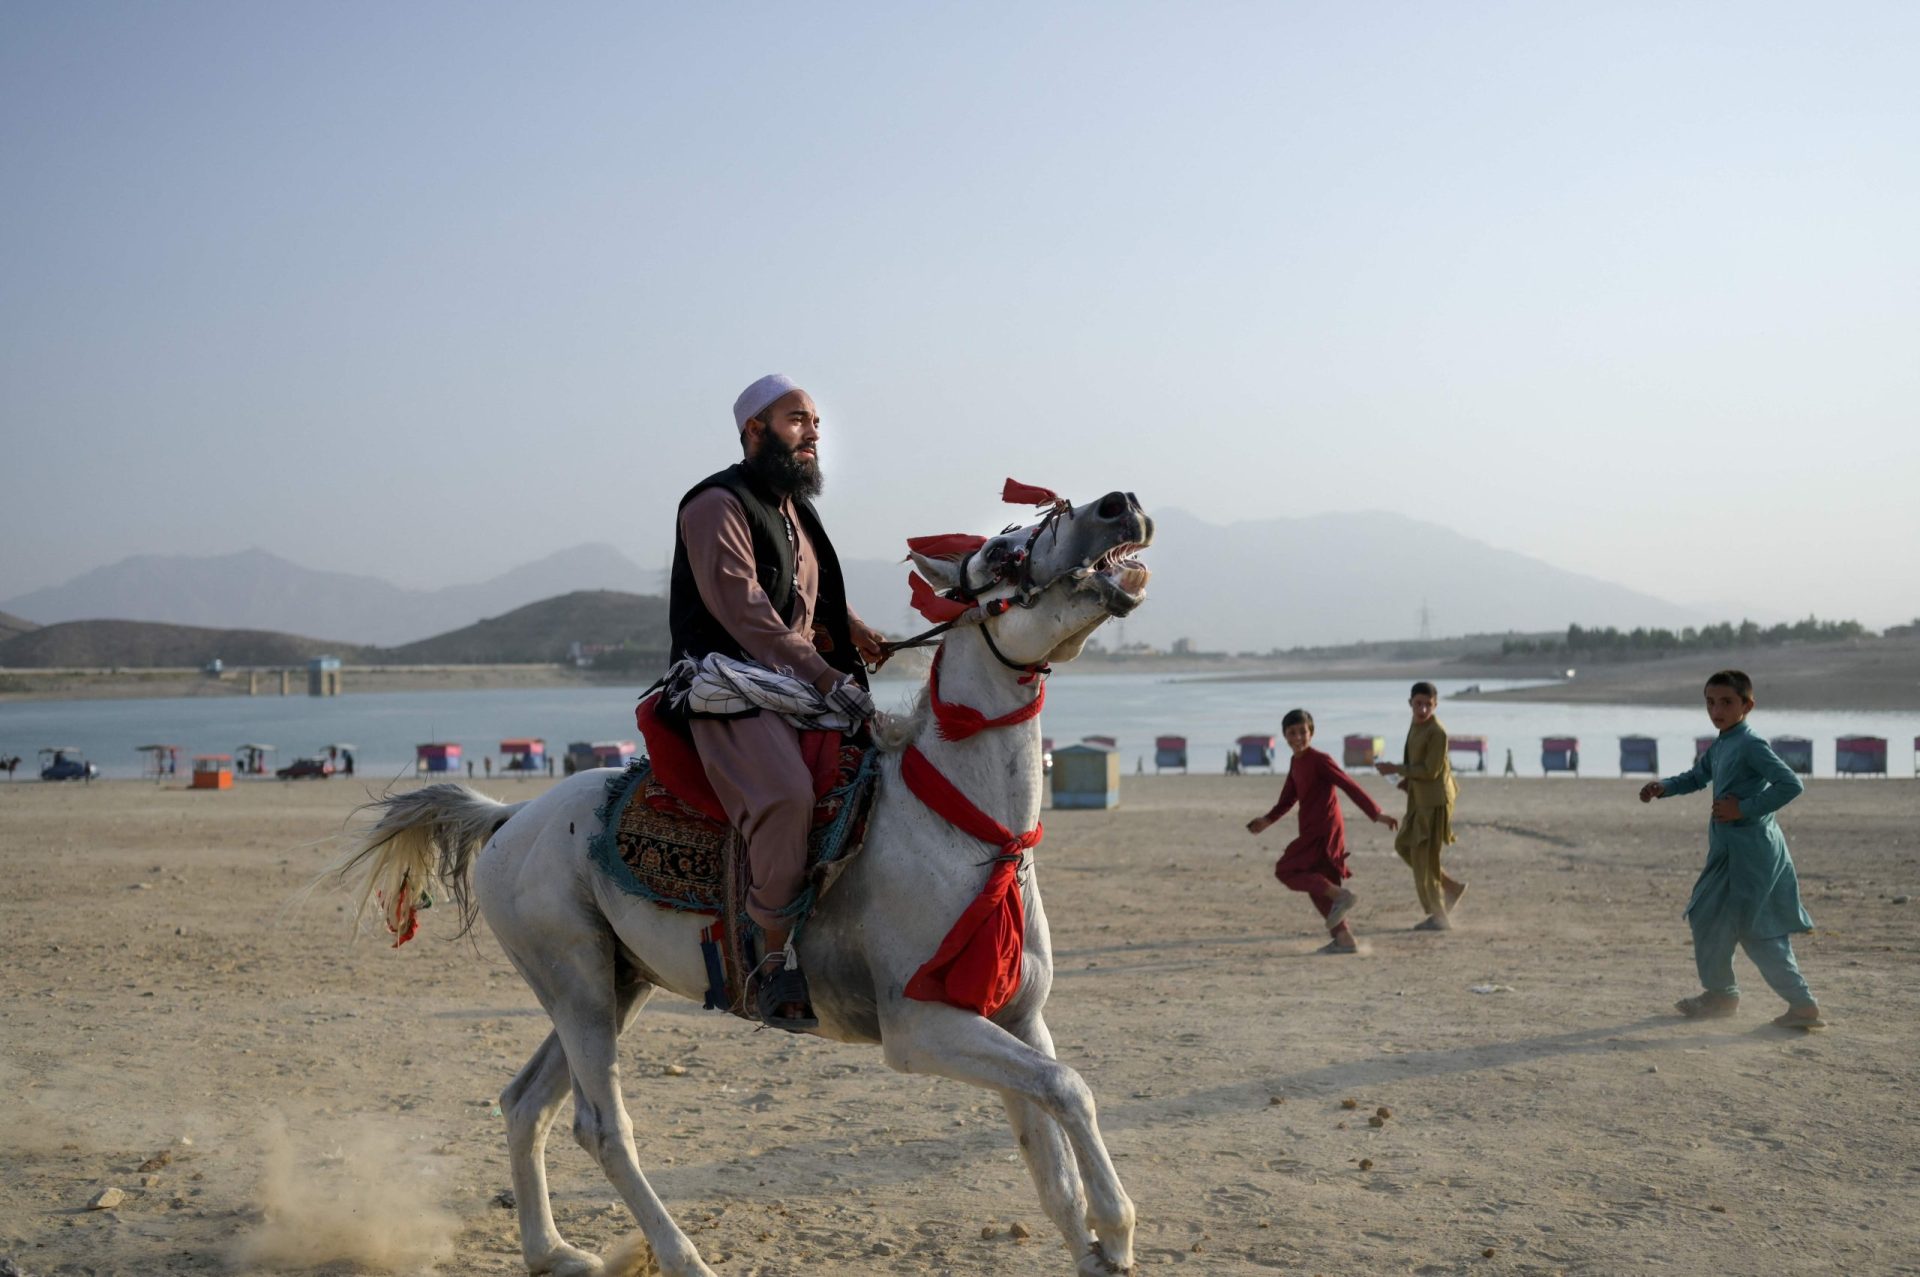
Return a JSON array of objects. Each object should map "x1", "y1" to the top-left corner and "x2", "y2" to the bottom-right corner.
[{"x1": 679, "y1": 487, "x2": 848, "y2": 930}]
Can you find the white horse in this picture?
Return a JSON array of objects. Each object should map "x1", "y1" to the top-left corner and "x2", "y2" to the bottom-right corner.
[{"x1": 336, "y1": 489, "x2": 1153, "y2": 1276}]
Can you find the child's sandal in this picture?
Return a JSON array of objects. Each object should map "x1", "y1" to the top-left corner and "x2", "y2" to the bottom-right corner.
[{"x1": 1675, "y1": 993, "x2": 1738, "y2": 1019}]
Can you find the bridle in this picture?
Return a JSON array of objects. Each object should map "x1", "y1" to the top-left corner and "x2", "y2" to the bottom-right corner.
[{"x1": 872, "y1": 494, "x2": 1074, "y2": 683}]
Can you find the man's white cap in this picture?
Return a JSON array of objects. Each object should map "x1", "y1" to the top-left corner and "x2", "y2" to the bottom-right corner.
[{"x1": 733, "y1": 373, "x2": 802, "y2": 433}]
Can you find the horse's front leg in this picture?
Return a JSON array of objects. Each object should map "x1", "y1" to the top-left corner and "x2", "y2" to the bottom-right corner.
[
  {"x1": 997, "y1": 1014, "x2": 1102, "y2": 1263},
  {"x1": 881, "y1": 1002, "x2": 1135, "y2": 1275}
]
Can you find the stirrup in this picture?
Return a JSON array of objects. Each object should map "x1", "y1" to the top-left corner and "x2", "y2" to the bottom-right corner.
[{"x1": 752, "y1": 947, "x2": 818, "y2": 1032}]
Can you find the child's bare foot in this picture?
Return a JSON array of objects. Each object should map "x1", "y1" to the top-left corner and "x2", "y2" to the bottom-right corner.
[
  {"x1": 1325, "y1": 886, "x2": 1358, "y2": 929},
  {"x1": 1412, "y1": 913, "x2": 1451, "y2": 931},
  {"x1": 1317, "y1": 938, "x2": 1360, "y2": 955},
  {"x1": 1771, "y1": 1004, "x2": 1826, "y2": 1029},
  {"x1": 1675, "y1": 991, "x2": 1738, "y2": 1019}
]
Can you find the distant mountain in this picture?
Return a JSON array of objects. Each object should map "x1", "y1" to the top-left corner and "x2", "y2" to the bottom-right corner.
[
  {"x1": 1094, "y1": 508, "x2": 1698, "y2": 652},
  {"x1": 0, "y1": 609, "x2": 38, "y2": 643},
  {"x1": 371, "y1": 591, "x2": 668, "y2": 665},
  {"x1": 0, "y1": 619, "x2": 364, "y2": 669},
  {"x1": 2, "y1": 512, "x2": 1697, "y2": 653},
  {"x1": 1, "y1": 544, "x2": 658, "y2": 646},
  {"x1": 0, "y1": 591, "x2": 666, "y2": 671}
]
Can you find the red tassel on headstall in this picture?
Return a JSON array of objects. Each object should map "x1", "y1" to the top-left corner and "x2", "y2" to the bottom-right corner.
[
  {"x1": 1001, "y1": 478, "x2": 1064, "y2": 507},
  {"x1": 906, "y1": 533, "x2": 989, "y2": 560},
  {"x1": 908, "y1": 571, "x2": 971, "y2": 623}
]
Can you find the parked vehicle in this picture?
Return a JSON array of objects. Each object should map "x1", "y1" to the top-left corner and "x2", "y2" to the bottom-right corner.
[
  {"x1": 39, "y1": 747, "x2": 97, "y2": 782},
  {"x1": 276, "y1": 756, "x2": 334, "y2": 780}
]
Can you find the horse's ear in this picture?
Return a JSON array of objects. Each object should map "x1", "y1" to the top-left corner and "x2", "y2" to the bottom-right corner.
[{"x1": 907, "y1": 551, "x2": 962, "y2": 592}]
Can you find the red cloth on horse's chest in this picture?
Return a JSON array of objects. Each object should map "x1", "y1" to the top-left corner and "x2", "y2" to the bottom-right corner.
[
  {"x1": 898, "y1": 744, "x2": 1038, "y2": 1018},
  {"x1": 635, "y1": 693, "x2": 842, "y2": 825}
]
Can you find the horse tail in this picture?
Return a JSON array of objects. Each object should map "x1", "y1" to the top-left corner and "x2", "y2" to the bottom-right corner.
[{"x1": 332, "y1": 783, "x2": 526, "y2": 945}]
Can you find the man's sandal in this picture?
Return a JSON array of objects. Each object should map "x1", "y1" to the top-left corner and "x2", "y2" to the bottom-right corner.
[
  {"x1": 753, "y1": 956, "x2": 818, "y2": 1032},
  {"x1": 1675, "y1": 993, "x2": 1738, "y2": 1019}
]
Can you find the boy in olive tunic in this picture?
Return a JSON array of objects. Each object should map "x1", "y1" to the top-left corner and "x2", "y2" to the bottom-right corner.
[
  {"x1": 1640, "y1": 670, "x2": 1823, "y2": 1029},
  {"x1": 1376, "y1": 681, "x2": 1468, "y2": 930}
]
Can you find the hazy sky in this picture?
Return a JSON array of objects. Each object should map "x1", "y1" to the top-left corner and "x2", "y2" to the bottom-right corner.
[{"x1": 3, "y1": 3, "x2": 1915, "y2": 628}]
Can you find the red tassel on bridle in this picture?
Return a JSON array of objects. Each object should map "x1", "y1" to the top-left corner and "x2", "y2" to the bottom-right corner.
[
  {"x1": 908, "y1": 571, "x2": 971, "y2": 623},
  {"x1": 1001, "y1": 478, "x2": 1067, "y2": 509}
]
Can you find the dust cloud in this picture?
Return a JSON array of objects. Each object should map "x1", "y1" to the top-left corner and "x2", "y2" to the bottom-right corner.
[{"x1": 230, "y1": 1113, "x2": 458, "y2": 1272}]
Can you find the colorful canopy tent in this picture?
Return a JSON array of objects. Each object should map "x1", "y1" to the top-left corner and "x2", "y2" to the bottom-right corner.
[
  {"x1": 235, "y1": 743, "x2": 274, "y2": 775},
  {"x1": 135, "y1": 744, "x2": 181, "y2": 779},
  {"x1": 1541, "y1": 736, "x2": 1580, "y2": 775},
  {"x1": 1770, "y1": 736, "x2": 1814, "y2": 776},
  {"x1": 589, "y1": 741, "x2": 635, "y2": 768},
  {"x1": 1153, "y1": 735, "x2": 1188, "y2": 772},
  {"x1": 1052, "y1": 743, "x2": 1120, "y2": 809},
  {"x1": 415, "y1": 742, "x2": 462, "y2": 774},
  {"x1": 1342, "y1": 735, "x2": 1385, "y2": 769},
  {"x1": 500, "y1": 738, "x2": 547, "y2": 771},
  {"x1": 1695, "y1": 736, "x2": 1716, "y2": 764},
  {"x1": 1619, "y1": 736, "x2": 1659, "y2": 775},
  {"x1": 1447, "y1": 735, "x2": 1489, "y2": 773},
  {"x1": 1835, "y1": 736, "x2": 1887, "y2": 777},
  {"x1": 191, "y1": 754, "x2": 234, "y2": 790},
  {"x1": 1236, "y1": 734, "x2": 1277, "y2": 772}
]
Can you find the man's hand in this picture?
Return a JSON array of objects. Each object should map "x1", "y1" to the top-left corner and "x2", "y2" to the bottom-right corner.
[
  {"x1": 1711, "y1": 795, "x2": 1743, "y2": 822},
  {"x1": 1246, "y1": 815, "x2": 1274, "y2": 835},
  {"x1": 825, "y1": 677, "x2": 876, "y2": 726},
  {"x1": 1396, "y1": 779, "x2": 1408, "y2": 792},
  {"x1": 848, "y1": 615, "x2": 889, "y2": 668},
  {"x1": 1373, "y1": 812, "x2": 1399, "y2": 831},
  {"x1": 1639, "y1": 781, "x2": 1665, "y2": 803}
]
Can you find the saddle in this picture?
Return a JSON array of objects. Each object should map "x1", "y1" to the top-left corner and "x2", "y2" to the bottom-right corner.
[{"x1": 589, "y1": 695, "x2": 877, "y2": 1020}]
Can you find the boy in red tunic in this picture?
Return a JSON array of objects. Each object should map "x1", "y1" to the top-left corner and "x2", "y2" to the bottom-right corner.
[{"x1": 1247, "y1": 709, "x2": 1399, "y2": 953}]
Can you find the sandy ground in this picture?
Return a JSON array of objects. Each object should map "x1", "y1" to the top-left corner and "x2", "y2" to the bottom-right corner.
[{"x1": 2, "y1": 772, "x2": 1917, "y2": 1277}]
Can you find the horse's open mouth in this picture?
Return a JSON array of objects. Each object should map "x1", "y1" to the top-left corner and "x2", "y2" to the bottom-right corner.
[{"x1": 1075, "y1": 543, "x2": 1150, "y2": 616}]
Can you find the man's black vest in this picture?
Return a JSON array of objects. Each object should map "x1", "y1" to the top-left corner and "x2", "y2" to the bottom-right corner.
[{"x1": 668, "y1": 463, "x2": 867, "y2": 689}]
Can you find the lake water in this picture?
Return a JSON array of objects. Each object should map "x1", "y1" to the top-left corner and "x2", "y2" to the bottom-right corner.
[{"x1": 4, "y1": 671, "x2": 1914, "y2": 781}]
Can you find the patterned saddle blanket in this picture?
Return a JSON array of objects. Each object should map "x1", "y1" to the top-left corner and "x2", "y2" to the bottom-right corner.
[{"x1": 586, "y1": 743, "x2": 878, "y2": 1018}]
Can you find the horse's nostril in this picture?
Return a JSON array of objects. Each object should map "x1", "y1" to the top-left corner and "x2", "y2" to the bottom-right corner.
[{"x1": 1096, "y1": 491, "x2": 1127, "y2": 519}]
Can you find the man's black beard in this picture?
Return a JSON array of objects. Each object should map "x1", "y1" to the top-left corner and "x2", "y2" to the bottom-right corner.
[{"x1": 746, "y1": 431, "x2": 824, "y2": 499}]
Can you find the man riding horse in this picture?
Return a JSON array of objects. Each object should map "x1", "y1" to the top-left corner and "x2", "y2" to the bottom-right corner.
[{"x1": 667, "y1": 373, "x2": 887, "y2": 1030}]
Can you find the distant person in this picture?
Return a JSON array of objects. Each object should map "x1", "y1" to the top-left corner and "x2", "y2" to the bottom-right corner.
[
  {"x1": 1247, "y1": 709, "x2": 1398, "y2": 953},
  {"x1": 342, "y1": 750, "x2": 354, "y2": 776},
  {"x1": 1639, "y1": 670, "x2": 1823, "y2": 1029},
  {"x1": 1376, "y1": 681, "x2": 1467, "y2": 930},
  {"x1": 1502, "y1": 748, "x2": 1517, "y2": 777},
  {"x1": 484, "y1": 756, "x2": 492, "y2": 778},
  {"x1": 466, "y1": 760, "x2": 474, "y2": 779},
  {"x1": 546, "y1": 756, "x2": 554, "y2": 777}
]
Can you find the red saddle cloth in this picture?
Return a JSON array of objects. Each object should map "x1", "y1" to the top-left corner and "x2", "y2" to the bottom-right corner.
[{"x1": 635, "y1": 692, "x2": 845, "y2": 825}]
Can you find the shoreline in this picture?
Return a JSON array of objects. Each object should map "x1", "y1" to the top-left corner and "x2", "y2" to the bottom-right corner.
[{"x1": 3, "y1": 637, "x2": 1916, "y2": 712}]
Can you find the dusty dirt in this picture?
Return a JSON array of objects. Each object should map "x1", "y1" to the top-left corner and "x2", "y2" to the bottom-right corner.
[{"x1": 2, "y1": 772, "x2": 1916, "y2": 1275}]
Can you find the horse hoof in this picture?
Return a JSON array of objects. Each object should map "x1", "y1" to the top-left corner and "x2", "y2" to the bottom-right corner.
[
  {"x1": 1079, "y1": 1243, "x2": 1132, "y2": 1276},
  {"x1": 531, "y1": 1243, "x2": 605, "y2": 1277}
]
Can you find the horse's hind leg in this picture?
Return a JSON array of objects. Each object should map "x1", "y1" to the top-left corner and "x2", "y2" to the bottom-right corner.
[
  {"x1": 998, "y1": 1016, "x2": 1098, "y2": 1261},
  {"x1": 504, "y1": 965, "x2": 655, "y2": 1276},
  {"x1": 509, "y1": 935, "x2": 712, "y2": 1277}
]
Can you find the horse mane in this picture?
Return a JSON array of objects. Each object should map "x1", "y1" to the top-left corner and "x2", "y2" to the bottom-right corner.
[{"x1": 872, "y1": 684, "x2": 930, "y2": 753}]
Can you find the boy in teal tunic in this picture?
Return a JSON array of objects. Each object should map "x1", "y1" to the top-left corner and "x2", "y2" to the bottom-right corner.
[{"x1": 1639, "y1": 670, "x2": 1824, "y2": 1029}]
